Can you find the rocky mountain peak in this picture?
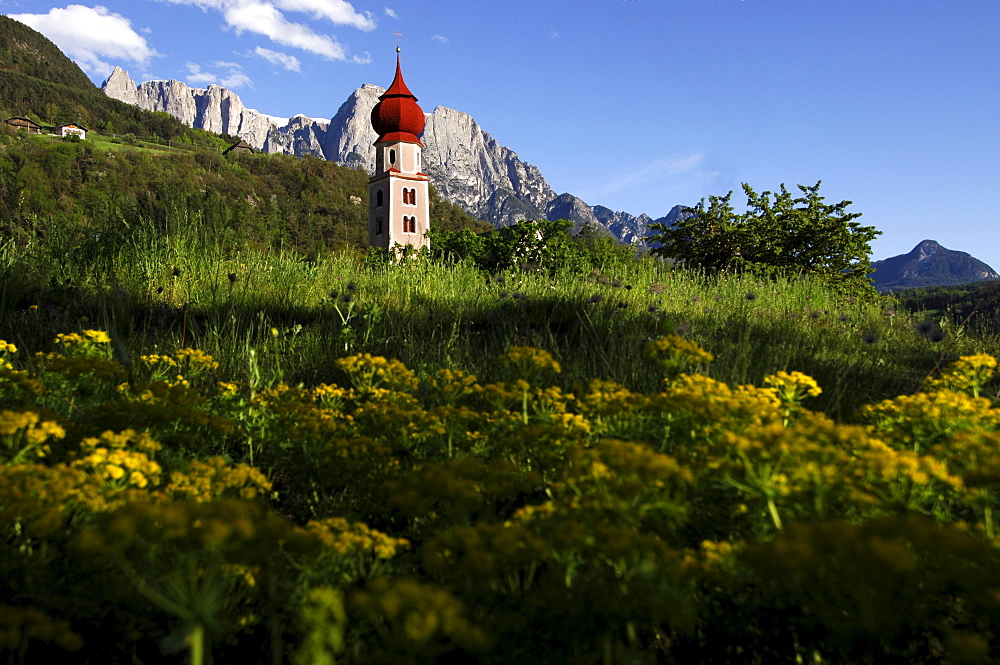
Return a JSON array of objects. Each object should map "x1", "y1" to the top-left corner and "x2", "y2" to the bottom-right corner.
[
  {"x1": 100, "y1": 70, "x2": 679, "y2": 238},
  {"x1": 101, "y1": 66, "x2": 136, "y2": 100},
  {"x1": 871, "y1": 240, "x2": 1000, "y2": 291},
  {"x1": 545, "y1": 194, "x2": 604, "y2": 235},
  {"x1": 914, "y1": 239, "x2": 943, "y2": 259}
]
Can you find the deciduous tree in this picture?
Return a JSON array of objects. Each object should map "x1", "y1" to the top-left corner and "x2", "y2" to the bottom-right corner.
[{"x1": 646, "y1": 181, "x2": 880, "y2": 295}]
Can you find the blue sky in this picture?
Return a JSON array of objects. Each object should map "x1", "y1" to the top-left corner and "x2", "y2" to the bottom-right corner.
[{"x1": 4, "y1": 0, "x2": 999, "y2": 269}]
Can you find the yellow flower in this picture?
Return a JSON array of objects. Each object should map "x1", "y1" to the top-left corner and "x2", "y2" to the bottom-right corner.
[
  {"x1": 335, "y1": 353, "x2": 418, "y2": 395},
  {"x1": 82, "y1": 330, "x2": 111, "y2": 344},
  {"x1": 643, "y1": 335, "x2": 714, "y2": 376},
  {"x1": 927, "y1": 353, "x2": 998, "y2": 397},
  {"x1": 497, "y1": 346, "x2": 562, "y2": 378},
  {"x1": 217, "y1": 381, "x2": 239, "y2": 395}
]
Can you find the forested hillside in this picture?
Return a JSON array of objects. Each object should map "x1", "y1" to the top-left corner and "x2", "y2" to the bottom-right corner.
[
  {"x1": 1, "y1": 13, "x2": 484, "y2": 256},
  {"x1": 898, "y1": 280, "x2": 1000, "y2": 335},
  {"x1": 0, "y1": 128, "x2": 484, "y2": 258},
  {"x1": 0, "y1": 15, "x2": 210, "y2": 141}
]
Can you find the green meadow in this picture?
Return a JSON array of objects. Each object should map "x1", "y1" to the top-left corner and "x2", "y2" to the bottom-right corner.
[{"x1": 4, "y1": 201, "x2": 1000, "y2": 664}]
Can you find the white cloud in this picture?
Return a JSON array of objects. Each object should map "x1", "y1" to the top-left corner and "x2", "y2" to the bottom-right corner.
[
  {"x1": 255, "y1": 46, "x2": 301, "y2": 71},
  {"x1": 8, "y1": 4, "x2": 159, "y2": 76},
  {"x1": 384, "y1": 7, "x2": 398, "y2": 19},
  {"x1": 579, "y1": 153, "x2": 711, "y2": 201},
  {"x1": 157, "y1": 0, "x2": 374, "y2": 59},
  {"x1": 274, "y1": 0, "x2": 375, "y2": 31},
  {"x1": 185, "y1": 61, "x2": 253, "y2": 89},
  {"x1": 432, "y1": 34, "x2": 449, "y2": 44}
]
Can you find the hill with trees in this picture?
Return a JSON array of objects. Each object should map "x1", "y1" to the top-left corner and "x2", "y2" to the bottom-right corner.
[
  {"x1": 896, "y1": 279, "x2": 1000, "y2": 336},
  {"x1": 0, "y1": 13, "x2": 486, "y2": 260},
  {"x1": 0, "y1": 126, "x2": 484, "y2": 259},
  {"x1": 0, "y1": 15, "x2": 209, "y2": 142}
]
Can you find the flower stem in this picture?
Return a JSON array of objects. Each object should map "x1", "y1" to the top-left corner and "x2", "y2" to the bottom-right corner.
[
  {"x1": 767, "y1": 497, "x2": 783, "y2": 531},
  {"x1": 189, "y1": 622, "x2": 205, "y2": 665}
]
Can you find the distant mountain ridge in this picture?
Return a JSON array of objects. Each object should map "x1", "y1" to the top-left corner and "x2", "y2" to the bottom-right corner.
[
  {"x1": 870, "y1": 239, "x2": 1000, "y2": 291},
  {"x1": 101, "y1": 67, "x2": 676, "y2": 238}
]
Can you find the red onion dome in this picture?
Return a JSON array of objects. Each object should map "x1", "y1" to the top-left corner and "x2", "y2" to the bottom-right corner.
[{"x1": 371, "y1": 54, "x2": 425, "y2": 144}]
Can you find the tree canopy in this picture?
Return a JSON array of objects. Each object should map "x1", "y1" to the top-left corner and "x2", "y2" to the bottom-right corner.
[{"x1": 645, "y1": 182, "x2": 881, "y2": 295}]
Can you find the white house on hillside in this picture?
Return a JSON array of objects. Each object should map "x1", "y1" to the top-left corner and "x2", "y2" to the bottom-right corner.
[{"x1": 59, "y1": 123, "x2": 86, "y2": 140}]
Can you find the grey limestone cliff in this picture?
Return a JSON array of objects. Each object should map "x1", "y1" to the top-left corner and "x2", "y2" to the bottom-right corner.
[
  {"x1": 317, "y1": 88, "x2": 557, "y2": 227},
  {"x1": 546, "y1": 194, "x2": 606, "y2": 235},
  {"x1": 420, "y1": 106, "x2": 556, "y2": 227},
  {"x1": 102, "y1": 66, "x2": 275, "y2": 146},
  {"x1": 101, "y1": 67, "x2": 682, "y2": 239},
  {"x1": 321, "y1": 84, "x2": 380, "y2": 165},
  {"x1": 592, "y1": 206, "x2": 654, "y2": 245}
]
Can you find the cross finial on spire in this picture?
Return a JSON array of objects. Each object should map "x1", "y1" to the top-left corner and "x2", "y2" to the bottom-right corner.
[{"x1": 394, "y1": 30, "x2": 402, "y2": 52}]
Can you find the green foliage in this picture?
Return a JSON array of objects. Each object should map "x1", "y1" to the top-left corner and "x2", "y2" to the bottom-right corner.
[
  {"x1": 646, "y1": 181, "x2": 881, "y2": 297},
  {"x1": 428, "y1": 184, "x2": 491, "y2": 234},
  {"x1": 0, "y1": 15, "x2": 95, "y2": 90},
  {"x1": 3, "y1": 330, "x2": 1000, "y2": 664},
  {"x1": 431, "y1": 218, "x2": 578, "y2": 272},
  {"x1": 897, "y1": 280, "x2": 1000, "y2": 337}
]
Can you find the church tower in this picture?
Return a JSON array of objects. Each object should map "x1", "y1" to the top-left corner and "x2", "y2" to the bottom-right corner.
[{"x1": 368, "y1": 49, "x2": 430, "y2": 252}]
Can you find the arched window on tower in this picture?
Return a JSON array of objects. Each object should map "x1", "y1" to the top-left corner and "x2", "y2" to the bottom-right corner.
[
  {"x1": 376, "y1": 216, "x2": 383, "y2": 235},
  {"x1": 403, "y1": 216, "x2": 416, "y2": 233},
  {"x1": 376, "y1": 189, "x2": 384, "y2": 207},
  {"x1": 389, "y1": 149, "x2": 396, "y2": 166},
  {"x1": 403, "y1": 188, "x2": 416, "y2": 205}
]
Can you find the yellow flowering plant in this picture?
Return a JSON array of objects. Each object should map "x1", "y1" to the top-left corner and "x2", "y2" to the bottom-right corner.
[
  {"x1": 299, "y1": 517, "x2": 410, "y2": 585},
  {"x1": 0, "y1": 339, "x2": 17, "y2": 370},
  {"x1": 926, "y1": 353, "x2": 998, "y2": 398},
  {"x1": 0, "y1": 409, "x2": 66, "y2": 463},
  {"x1": 0, "y1": 603, "x2": 83, "y2": 654},
  {"x1": 763, "y1": 371, "x2": 822, "y2": 424},
  {"x1": 643, "y1": 335, "x2": 714, "y2": 379},
  {"x1": 497, "y1": 346, "x2": 562, "y2": 381},
  {"x1": 335, "y1": 353, "x2": 418, "y2": 396},
  {"x1": 928, "y1": 430, "x2": 1000, "y2": 538},
  {"x1": 71, "y1": 429, "x2": 163, "y2": 491},
  {"x1": 349, "y1": 576, "x2": 492, "y2": 659},
  {"x1": 861, "y1": 389, "x2": 1000, "y2": 454},
  {"x1": 426, "y1": 368, "x2": 480, "y2": 406},
  {"x1": 552, "y1": 438, "x2": 694, "y2": 534}
]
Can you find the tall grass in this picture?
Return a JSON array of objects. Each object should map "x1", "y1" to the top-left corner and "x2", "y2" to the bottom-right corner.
[{"x1": 2, "y1": 213, "x2": 996, "y2": 420}]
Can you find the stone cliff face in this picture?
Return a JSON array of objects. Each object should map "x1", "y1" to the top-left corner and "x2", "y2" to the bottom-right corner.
[
  {"x1": 546, "y1": 194, "x2": 605, "y2": 235},
  {"x1": 101, "y1": 67, "x2": 678, "y2": 240},
  {"x1": 102, "y1": 66, "x2": 275, "y2": 146},
  {"x1": 592, "y1": 206, "x2": 653, "y2": 245},
  {"x1": 314, "y1": 89, "x2": 557, "y2": 227},
  {"x1": 322, "y1": 84, "x2": 381, "y2": 166},
  {"x1": 420, "y1": 106, "x2": 555, "y2": 227}
]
